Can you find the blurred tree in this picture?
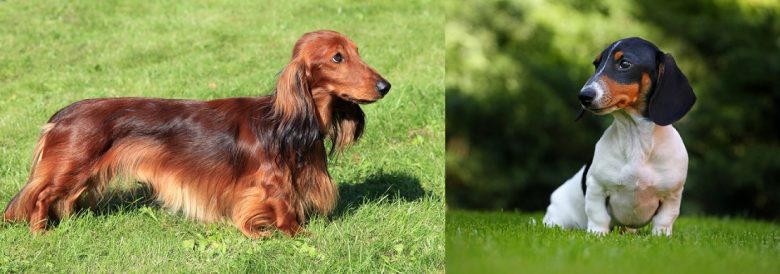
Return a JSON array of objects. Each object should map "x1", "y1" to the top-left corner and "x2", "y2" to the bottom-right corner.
[{"x1": 445, "y1": 0, "x2": 780, "y2": 220}]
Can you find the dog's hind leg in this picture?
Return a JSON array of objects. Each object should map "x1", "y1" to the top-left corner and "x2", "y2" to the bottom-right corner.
[
  {"x1": 4, "y1": 123, "x2": 101, "y2": 232},
  {"x1": 28, "y1": 165, "x2": 95, "y2": 232},
  {"x1": 543, "y1": 166, "x2": 588, "y2": 229},
  {"x1": 3, "y1": 124, "x2": 55, "y2": 223},
  {"x1": 53, "y1": 178, "x2": 99, "y2": 218}
]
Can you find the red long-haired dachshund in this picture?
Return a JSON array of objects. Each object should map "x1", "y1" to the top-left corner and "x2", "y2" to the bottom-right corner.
[{"x1": 3, "y1": 30, "x2": 391, "y2": 238}]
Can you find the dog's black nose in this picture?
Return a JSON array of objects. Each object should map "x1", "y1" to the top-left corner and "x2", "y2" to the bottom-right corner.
[
  {"x1": 376, "y1": 79, "x2": 391, "y2": 96},
  {"x1": 578, "y1": 88, "x2": 596, "y2": 106}
]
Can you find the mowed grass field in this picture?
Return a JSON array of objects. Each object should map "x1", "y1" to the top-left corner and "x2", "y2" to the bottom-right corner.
[
  {"x1": 0, "y1": 0, "x2": 444, "y2": 272},
  {"x1": 447, "y1": 210, "x2": 780, "y2": 274}
]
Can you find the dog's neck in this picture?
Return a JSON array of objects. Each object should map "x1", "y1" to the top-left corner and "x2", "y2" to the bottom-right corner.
[
  {"x1": 312, "y1": 89, "x2": 334, "y2": 134},
  {"x1": 608, "y1": 109, "x2": 660, "y2": 160},
  {"x1": 305, "y1": 88, "x2": 365, "y2": 154}
]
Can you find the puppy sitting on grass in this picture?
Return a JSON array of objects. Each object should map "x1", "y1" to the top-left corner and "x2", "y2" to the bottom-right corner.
[{"x1": 543, "y1": 38, "x2": 696, "y2": 236}]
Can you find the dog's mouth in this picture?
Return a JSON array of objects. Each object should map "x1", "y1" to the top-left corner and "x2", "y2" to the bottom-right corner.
[
  {"x1": 584, "y1": 105, "x2": 615, "y2": 115},
  {"x1": 338, "y1": 93, "x2": 381, "y2": 104},
  {"x1": 588, "y1": 107, "x2": 608, "y2": 113}
]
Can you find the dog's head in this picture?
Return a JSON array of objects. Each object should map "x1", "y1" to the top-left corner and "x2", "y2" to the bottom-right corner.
[
  {"x1": 578, "y1": 37, "x2": 696, "y2": 125},
  {"x1": 274, "y1": 30, "x2": 390, "y2": 156},
  {"x1": 281, "y1": 30, "x2": 391, "y2": 105}
]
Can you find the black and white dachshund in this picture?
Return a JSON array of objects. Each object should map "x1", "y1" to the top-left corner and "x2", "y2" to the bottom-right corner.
[{"x1": 543, "y1": 37, "x2": 696, "y2": 236}]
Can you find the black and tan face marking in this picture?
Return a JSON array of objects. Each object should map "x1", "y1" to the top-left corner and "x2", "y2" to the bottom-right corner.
[{"x1": 578, "y1": 37, "x2": 661, "y2": 115}]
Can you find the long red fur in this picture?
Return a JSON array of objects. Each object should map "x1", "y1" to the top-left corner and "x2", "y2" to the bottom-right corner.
[{"x1": 2, "y1": 30, "x2": 389, "y2": 238}]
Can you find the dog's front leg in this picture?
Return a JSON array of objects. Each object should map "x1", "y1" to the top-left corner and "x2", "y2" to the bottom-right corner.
[
  {"x1": 584, "y1": 183, "x2": 611, "y2": 235},
  {"x1": 651, "y1": 187, "x2": 683, "y2": 236}
]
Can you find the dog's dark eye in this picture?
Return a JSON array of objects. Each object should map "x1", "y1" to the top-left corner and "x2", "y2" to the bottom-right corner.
[
  {"x1": 618, "y1": 59, "x2": 631, "y2": 70},
  {"x1": 332, "y1": 53, "x2": 343, "y2": 63}
]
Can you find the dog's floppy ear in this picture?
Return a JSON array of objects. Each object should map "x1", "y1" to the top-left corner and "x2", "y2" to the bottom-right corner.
[
  {"x1": 646, "y1": 53, "x2": 696, "y2": 126},
  {"x1": 272, "y1": 58, "x2": 321, "y2": 162},
  {"x1": 275, "y1": 59, "x2": 315, "y2": 119}
]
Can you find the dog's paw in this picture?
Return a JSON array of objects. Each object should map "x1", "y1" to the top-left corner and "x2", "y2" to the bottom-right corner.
[
  {"x1": 652, "y1": 226, "x2": 673, "y2": 236},
  {"x1": 541, "y1": 219, "x2": 557, "y2": 228},
  {"x1": 587, "y1": 221, "x2": 610, "y2": 235},
  {"x1": 587, "y1": 227, "x2": 610, "y2": 236}
]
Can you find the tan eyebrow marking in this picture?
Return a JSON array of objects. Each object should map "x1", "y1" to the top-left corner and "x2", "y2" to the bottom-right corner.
[{"x1": 614, "y1": 51, "x2": 623, "y2": 60}]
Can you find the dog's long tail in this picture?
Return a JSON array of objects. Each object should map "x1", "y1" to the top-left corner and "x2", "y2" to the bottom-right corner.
[{"x1": 3, "y1": 123, "x2": 55, "y2": 222}]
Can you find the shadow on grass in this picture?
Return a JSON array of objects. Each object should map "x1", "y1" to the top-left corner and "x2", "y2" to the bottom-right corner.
[
  {"x1": 82, "y1": 185, "x2": 160, "y2": 217},
  {"x1": 31, "y1": 185, "x2": 159, "y2": 228},
  {"x1": 331, "y1": 170, "x2": 429, "y2": 219}
]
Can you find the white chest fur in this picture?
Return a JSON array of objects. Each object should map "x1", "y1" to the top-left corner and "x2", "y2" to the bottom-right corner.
[{"x1": 588, "y1": 110, "x2": 688, "y2": 231}]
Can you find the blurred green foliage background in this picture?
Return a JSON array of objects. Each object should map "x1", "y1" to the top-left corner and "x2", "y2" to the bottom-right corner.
[{"x1": 445, "y1": 0, "x2": 780, "y2": 220}]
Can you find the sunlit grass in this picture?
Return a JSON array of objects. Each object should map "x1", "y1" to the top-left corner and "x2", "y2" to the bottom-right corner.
[{"x1": 447, "y1": 210, "x2": 780, "y2": 274}]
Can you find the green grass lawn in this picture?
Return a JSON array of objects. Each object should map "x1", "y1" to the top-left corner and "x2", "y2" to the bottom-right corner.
[
  {"x1": 447, "y1": 210, "x2": 780, "y2": 274},
  {"x1": 0, "y1": 0, "x2": 444, "y2": 272}
]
